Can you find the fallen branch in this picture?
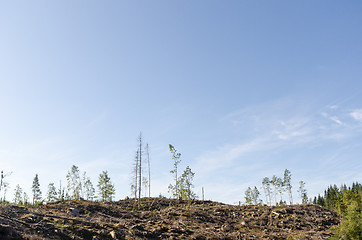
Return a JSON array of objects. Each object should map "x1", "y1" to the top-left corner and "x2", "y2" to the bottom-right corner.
[
  {"x1": 97, "y1": 212, "x2": 121, "y2": 221},
  {"x1": 0, "y1": 214, "x2": 33, "y2": 228}
]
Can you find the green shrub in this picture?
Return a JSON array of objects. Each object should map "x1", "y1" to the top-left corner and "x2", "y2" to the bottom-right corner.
[{"x1": 332, "y1": 200, "x2": 362, "y2": 239}]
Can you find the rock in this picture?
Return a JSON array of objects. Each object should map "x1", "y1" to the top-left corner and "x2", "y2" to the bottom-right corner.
[
  {"x1": 272, "y1": 211, "x2": 280, "y2": 217},
  {"x1": 221, "y1": 224, "x2": 231, "y2": 232},
  {"x1": 69, "y1": 208, "x2": 79, "y2": 217},
  {"x1": 110, "y1": 230, "x2": 117, "y2": 239}
]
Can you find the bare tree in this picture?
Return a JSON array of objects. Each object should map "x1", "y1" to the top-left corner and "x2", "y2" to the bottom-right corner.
[
  {"x1": 138, "y1": 133, "x2": 142, "y2": 208},
  {"x1": 132, "y1": 149, "x2": 139, "y2": 200},
  {"x1": 0, "y1": 170, "x2": 11, "y2": 202},
  {"x1": 131, "y1": 132, "x2": 144, "y2": 208},
  {"x1": 146, "y1": 143, "x2": 151, "y2": 198},
  {"x1": 142, "y1": 177, "x2": 148, "y2": 197},
  {"x1": 58, "y1": 180, "x2": 65, "y2": 201}
]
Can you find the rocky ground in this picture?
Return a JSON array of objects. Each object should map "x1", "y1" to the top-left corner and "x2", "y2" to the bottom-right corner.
[{"x1": 0, "y1": 198, "x2": 340, "y2": 239}]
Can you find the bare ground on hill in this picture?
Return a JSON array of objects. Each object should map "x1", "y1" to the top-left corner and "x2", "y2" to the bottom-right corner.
[{"x1": 0, "y1": 198, "x2": 340, "y2": 239}]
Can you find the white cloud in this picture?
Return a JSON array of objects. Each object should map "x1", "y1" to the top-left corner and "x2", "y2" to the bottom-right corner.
[
  {"x1": 194, "y1": 139, "x2": 265, "y2": 174},
  {"x1": 210, "y1": 100, "x2": 361, "y2": 167},
  {"x1": 194, "y1": 99, "x2": 362, "y2": 203},
  {"x1": 321, "y1": 112, "x2": 345, "y2": 126},
  {"x1": 330, "y1": 116, "x2": 344, "y2": 125},
  {"x1": 275, "y1": 130, "x2": 308, "y2": 140},
  {"x1": 328, "y1": 105, "x2": 339, "y2": 110},
  {"x1": 350, "y1": 109, "x2": 362, "y2": 122}
]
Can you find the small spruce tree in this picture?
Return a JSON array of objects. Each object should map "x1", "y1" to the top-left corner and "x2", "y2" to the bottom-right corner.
[
  {"x1": 66, "y1": 165, "x2": 81, "y2": 200},
  {"x1": 32, "y1": 174, "x2": 42, "y2": 205},
  {"x1": 14, "y1": 184, "x2": 23, "y2": 205},
  {"x1": 298, "y1": 181, "x2": 308, "y2": 204},
  {"x1": 97, "y1": 171, "x2": 115, "y2": 201},
  {"x1": 47, "y1": 183, "x2": 58, "y2": 203},
  {"x1": 84, "y1": 178, "x2": 95, "y2": 201},
  {"x1": 179, "y1": 166, "x2": 197, "y2": 200}
]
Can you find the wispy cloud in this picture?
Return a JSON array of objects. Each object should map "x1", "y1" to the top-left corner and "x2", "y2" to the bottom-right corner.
[
  {"x1": 350, "y1": 109, "x2": 362, "y2": 122},
  {"x1": 84, "y1": 112, "x2": 107, "y2": 129},
  {"x1": 330, "y1": 116, "x2": 344, "y2": 126},
  {"x1": 321, "y1": 112, "x2": 344, "y2": 126},
  {"x1": 194, "y1": 139, "x2": 267, "y2": 174},
  {"x1": 193, "y1": 98, "x2": 362, "y2": 203},
  {"x1": 328, "y1": 105, "x2": 339, "y2": 110}
]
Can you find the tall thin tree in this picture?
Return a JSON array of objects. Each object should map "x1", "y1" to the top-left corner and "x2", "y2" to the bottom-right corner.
[
  {"x1": 276, "y1": 177, "x2": 284, "y2": 203},
  {"x1": 271, "y1": 175, "x2": 278, "y2": 205},
  {"x1": 132, "y1": 149, "x2": 139, "y2": 200},
  {"x1": 298, "y1": 181, "x2": 308, "y2": 204},
  {"x1": 262, "y1": 177, "x2": 272, "y2": 206},
  {"x1": 137, "y1": 133, "x2": 142, "y2": 208},
  {"x1": 32, "y1": 174, "x2": 42, "y2": 205},
  {"x1": 66, "y1": 165, "x2": 81, "y2": 200},
  {"x1": 168, "y1": 144, "x2": 181, "y2": 199},
  {"x1": 0, "y1": 170, "x2": 11, "y2": 202},
  {"x1": 283, "y1": 169, "x2": 293, "y2": 204},
  {"x1": 131, "y1": 132, "x2": 144, "y2": 208},
  {"x1": 58, "y1": 180, "x2": 65, "y2": 201},
  {"x1": 146, "y1": 143, "x2": 151, "y2": 198}
]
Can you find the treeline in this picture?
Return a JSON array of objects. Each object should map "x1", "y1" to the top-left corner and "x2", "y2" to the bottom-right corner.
[
  {"x1": 313, "y1": 182, "x2": 362, "y2": 239},
  {"x1": 3, "y1": 165, "x2": 116, "y2": 205},
  {"x1": 0, "y1": 133, "x2": 197, "y2": 206},
  {"x1": 244, "y1": 169, "x2": 308, "y2": 205},
  {"x1": 313, "y1": 182, "x2": 362, "y2": 210}
]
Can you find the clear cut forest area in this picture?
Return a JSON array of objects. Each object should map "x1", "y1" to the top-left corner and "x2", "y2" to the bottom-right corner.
[{"x1": 0, "y1": 135, "x2": 361, "y2": 239}]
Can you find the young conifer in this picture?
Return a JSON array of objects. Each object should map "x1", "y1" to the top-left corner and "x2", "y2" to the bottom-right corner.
[
  {"x1": 32, "y1": 174, "x2": 42, "y2": 205},
  {"x1": 97, "y1": 170, "x2": 115, "y2": 201}
]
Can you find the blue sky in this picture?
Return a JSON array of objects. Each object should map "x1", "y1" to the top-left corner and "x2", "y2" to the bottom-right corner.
[{"x1": 1, "y1": 1, "x2": 361, "y2": 204}]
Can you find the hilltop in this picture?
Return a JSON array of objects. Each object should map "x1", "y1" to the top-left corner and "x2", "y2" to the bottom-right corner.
[{"x1": 0, "y1": 198, "x2": 340, "y2": 239}]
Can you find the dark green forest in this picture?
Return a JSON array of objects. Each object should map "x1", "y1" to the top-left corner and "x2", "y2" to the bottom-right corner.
[{"x1": 313, "y1": 182, "x2": 362, "y2": 239}]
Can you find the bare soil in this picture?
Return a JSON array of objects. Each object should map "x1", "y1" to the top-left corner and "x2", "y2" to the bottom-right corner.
[{"x1": 0, "y1": 198, "x2": 340, "y2": 239}]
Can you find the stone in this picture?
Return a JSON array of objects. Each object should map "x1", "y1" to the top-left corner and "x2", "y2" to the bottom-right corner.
[
  {"x1": 69, "y1": 208, "x2": 79, "y2": 217},
  {"x1": 110, "y1": 230, "x2": 117, "y2": 239}
]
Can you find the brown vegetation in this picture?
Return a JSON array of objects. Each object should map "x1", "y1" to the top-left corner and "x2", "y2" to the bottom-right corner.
[{"x1": 0, "y1": 198, "x2": 339, "y2": 239}]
